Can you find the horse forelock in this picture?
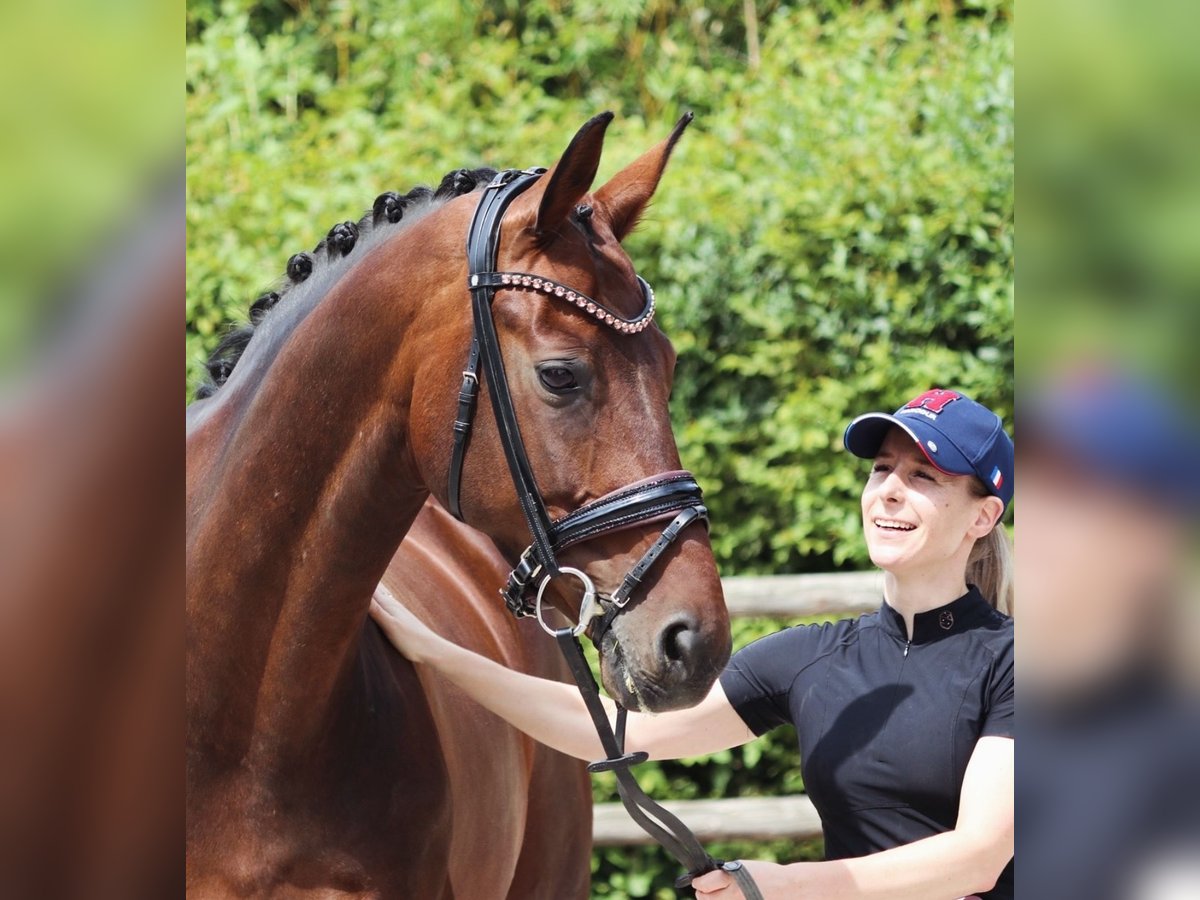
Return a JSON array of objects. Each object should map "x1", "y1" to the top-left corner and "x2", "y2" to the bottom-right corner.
[{"x1": 191, "y1": 167, "x2": 499, "y2": 402}]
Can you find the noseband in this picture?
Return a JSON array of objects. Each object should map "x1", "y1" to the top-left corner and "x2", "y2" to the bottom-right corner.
[{"x1": 446, "y1": 168, "x2": 709, "y2": 644}]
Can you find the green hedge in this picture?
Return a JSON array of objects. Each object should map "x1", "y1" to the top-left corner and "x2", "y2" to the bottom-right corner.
[{"x1": 187, "y1": 1, "x2": 1012, "y2": 895}]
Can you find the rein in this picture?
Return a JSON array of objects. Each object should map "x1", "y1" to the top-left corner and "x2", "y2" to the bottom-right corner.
[{"x1": 447, "y1": 169, "x2": 763, "y2": 899}]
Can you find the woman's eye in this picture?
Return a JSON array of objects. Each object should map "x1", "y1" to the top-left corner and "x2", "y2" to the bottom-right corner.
[
  {"x1": 871, "y1": 463, "x2": 890, "y2": 474},
  {"x1": 538, "y1": 365, "x2": 578, "y2": 393},
  {"x1": 914, "y1": 470, "x2": 935, "y2": 481}
]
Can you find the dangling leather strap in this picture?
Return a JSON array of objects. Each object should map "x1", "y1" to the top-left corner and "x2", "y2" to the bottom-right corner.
[
  {"x1": 553, "y1": 630, "x2": 715, "y2": 874},
  {"x1": 551, "y1": 630, "x2": 764, "y2": 899}
]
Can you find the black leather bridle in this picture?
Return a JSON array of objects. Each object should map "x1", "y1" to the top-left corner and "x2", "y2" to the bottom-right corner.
[
  {"x1": 446, "y1": 167, "x2": 710, "y2": 646},
  {"x1": 442, "y1": 168, "x2": 764, "y2": 899}
]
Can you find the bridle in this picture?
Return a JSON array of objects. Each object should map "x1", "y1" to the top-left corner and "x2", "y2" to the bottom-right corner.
[
  {"x1": 442, "y1": 168, "x2": 764, "y2": 899},
  {"x1": 446, "y1": 167, "x2": 709, "y2": 647}
]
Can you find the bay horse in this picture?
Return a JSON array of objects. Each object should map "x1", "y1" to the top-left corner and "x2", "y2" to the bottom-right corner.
[{"x1": 186, "y1": 113, "x2": 731, "y2": 897}]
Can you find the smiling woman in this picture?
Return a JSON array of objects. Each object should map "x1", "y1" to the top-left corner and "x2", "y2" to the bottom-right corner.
[
  {"x1": 858, "y1": 432, "x2": 1004, "y2": 615},
  {"x1": 845, "y1": 389, "x2": 1015, "y2": 619},
  {"x1": 371, "y1": 388, "x2": 1017, "y2": 900}
]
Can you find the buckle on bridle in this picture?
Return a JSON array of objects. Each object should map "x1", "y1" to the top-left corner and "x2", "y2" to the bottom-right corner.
[
  {"x1": 535, "y1": 567, "x2": 598, "y2": 638},
  {"x1": 502, "y1": 547, "x2": 541, "y2": 617}
]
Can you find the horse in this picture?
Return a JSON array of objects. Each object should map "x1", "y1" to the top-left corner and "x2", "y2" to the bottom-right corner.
[{"x1": 186, "y1": 112, "x2": 732, "y2": 897}]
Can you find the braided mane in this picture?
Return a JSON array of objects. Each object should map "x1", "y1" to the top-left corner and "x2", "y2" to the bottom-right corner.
[{"x1": 193, "y1": 167, "x2": 498, "y2": 400}]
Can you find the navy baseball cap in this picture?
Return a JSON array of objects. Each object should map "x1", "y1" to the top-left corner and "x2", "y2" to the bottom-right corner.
[
  {"x1": 843, "y1": 389, "x2": 1015, "y2": 508},
  {"x1": 1021, "y1": 368, "x2": 1200, "y2": 516}
]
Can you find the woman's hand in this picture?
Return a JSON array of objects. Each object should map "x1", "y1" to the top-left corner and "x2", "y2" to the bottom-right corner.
[
  {"x1": 690, "y1": 856, "x2": 989, "y2": 900},
  {"x1": 369, "y1": 586, "x2": 442, "y2": 664},
  {"x1": 691, "y1": 860, "x2": 795, "y2": 899}
]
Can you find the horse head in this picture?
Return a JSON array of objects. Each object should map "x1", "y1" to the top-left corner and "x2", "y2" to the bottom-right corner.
[{"x1": 408, "y1": 113, "x2": 731, "y2": 711}]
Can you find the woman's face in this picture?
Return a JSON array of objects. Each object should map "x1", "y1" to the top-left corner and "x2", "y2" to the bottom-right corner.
[{"x1": 861, "y1": 428, "x2": 1001, "y2": 577}]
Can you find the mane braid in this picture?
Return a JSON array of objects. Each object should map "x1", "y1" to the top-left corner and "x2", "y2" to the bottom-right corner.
[{"x1": 191, "y1": 166, "x2": 499, "y2": 401}]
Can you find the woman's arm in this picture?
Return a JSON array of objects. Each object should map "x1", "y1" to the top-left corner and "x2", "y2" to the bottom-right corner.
[
  {"x1": 693, "y1": 736, "x2": 1014, "y2": 900},
  {"x1": 369, "y1": 587, "x2": 755, "y2": 762}
]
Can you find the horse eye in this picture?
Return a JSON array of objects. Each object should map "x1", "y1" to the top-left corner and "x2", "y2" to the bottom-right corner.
[{"x1": 538, "y1": 365, "x2": 578, "y2": 393}]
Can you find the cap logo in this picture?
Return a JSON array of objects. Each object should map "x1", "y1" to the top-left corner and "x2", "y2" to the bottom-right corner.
[
  {"x1": 902, "y1": 389, "x2": 963, "y2": 417},
  {"x1": 990, "y1": 466, "x2": 1004, "y2": 490}
]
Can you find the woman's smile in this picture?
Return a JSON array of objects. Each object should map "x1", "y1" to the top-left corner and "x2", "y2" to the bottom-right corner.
[{"x1": 872, "y1": 517, "x2": 917, "y2": 533}]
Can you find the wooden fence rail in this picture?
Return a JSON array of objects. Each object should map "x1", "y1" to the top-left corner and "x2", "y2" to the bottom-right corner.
[
  {"x1": 592, "y1": 571, "x2": 880, "y2": 846},
  {"x1": 721, "y1": 570, "x2": 882, "y2": 619},
  {"x1": 593, "y1": 795, "x2": 822, "y2": 846}
]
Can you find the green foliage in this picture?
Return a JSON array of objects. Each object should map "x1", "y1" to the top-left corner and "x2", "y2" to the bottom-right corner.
[
  {"x1": 643, "y1": 2, "x2": 1014, "y2": 574},
  {"x1": 187, "y1": 0, "x2": 1011, "y2": 894}
]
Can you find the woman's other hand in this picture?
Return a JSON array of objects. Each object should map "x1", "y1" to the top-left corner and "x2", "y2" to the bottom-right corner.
[{"x1": 691, "y1": 860, "x2": 793, "y2": 899}]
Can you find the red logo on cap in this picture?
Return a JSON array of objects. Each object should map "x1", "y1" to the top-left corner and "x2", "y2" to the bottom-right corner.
[{"x1": 903, "y1": 389, "x2": 962, "y2": 415}]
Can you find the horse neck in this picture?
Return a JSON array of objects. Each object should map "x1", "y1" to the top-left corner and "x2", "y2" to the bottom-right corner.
[{"x1": 187, "y1": 215, "x2": 467, "y2": 768}]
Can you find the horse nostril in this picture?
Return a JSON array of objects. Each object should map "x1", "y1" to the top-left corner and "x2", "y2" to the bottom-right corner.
[{"x1": 660, "y1": 617, "x2": 698, "y2": 666}]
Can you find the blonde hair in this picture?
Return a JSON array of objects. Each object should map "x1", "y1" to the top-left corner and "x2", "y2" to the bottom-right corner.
[
  {"x1": 967, "y1": 524, "x2": 1014, "y2": 617},
  {"x1": 966, "y1": 476, "x2": 1013, "y2": 615}
]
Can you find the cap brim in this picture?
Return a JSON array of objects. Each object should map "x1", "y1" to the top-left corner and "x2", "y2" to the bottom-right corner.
[{"x1": 843, "y1": 412, "x2": 975, "y2": 476}]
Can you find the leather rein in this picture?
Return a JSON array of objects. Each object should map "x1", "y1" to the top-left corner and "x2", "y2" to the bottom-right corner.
[{"x1": 444, "y1": 168, "x2": 763, "y2": 899}]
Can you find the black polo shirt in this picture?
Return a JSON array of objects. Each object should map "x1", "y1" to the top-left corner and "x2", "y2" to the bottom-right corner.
[{"x1": 720, "y1": 586, "x2": 1014, "y2": 898}]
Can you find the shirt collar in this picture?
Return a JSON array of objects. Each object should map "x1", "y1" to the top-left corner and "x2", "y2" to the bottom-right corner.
[{"x1": 879, "y1": 585, "x2": 993, "y2": 644}]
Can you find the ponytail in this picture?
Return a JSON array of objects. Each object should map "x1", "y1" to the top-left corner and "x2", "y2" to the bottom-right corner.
[{"x1": 967, "y1": 524, "x2": 1013, "y2": 617}]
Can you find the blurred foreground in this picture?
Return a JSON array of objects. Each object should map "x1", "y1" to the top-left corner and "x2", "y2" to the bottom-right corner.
[
  {"x1": 0, "y1": 0, "x2": 180, "y2": 896},
  {"x1": 1018, "y1": 0, "x2": 1200, "y2": 897}
]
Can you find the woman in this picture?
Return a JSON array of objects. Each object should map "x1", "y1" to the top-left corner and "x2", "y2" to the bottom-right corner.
[{"x1": 371, "y1": 389, "x2": 1015, "y2": 899}]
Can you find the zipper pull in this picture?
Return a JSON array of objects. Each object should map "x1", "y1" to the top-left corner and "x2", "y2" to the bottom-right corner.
[{"x1": 904, "y1": 641, "x2": 910, "y2": 658}]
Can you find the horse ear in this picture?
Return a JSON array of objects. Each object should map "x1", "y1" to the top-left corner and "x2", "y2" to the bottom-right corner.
[
  {"x1": 528, "y1": 111, "x2": 614, "y2": 239},
  {"x1": 594, "y1": 112, "x2": 693, "y2": 243}
]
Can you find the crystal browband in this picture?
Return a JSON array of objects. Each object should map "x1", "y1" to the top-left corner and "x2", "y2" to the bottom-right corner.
[{"x1": 468, "y1": 271, "x2": 656, "y2": 334}]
